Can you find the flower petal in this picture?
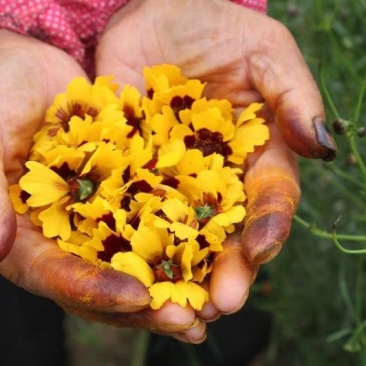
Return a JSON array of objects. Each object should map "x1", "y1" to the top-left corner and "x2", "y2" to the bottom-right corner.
[
  {"x1": 20, "y1": 161, "x2": 69, "y2": 207},
  {"x1": 111, "y1": 252, "x2": 154, "y2": 287}
]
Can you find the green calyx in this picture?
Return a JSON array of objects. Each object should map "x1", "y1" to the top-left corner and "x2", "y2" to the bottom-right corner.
[
  {"x1": 76, "y1": 178, "x2": 95, "y2": 200},
  {"x1": 195, "y1": 204, "x2": 215, "y2": 221}
]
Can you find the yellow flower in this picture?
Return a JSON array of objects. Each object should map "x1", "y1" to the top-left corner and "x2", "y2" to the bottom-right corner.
[
  {"x1": 192, "y1": 259, "x2": 213, "y2": 283},
  {"x1": 16, "y1": 64, "x2": 271, "y2": 312},
  {"x1": 31, "y1": 77, "x2": 121, "y2": 159},
  {"x1": 149, "y1": 106, "x2": 177, "y2": 146},
  {"x1": 38, "y1": 144, "x2": 86, "y2": 169},
  {"x1": 126, "y1": 135, "x2": 154, "y2": 175},
  {"x1": 19, "y1": 161, "x2": 69, "y2": 207},
  {"x1": 53, "y1": 106, "x2": 130, "y2": 151},
  {"x1": 177, "y1": 168, "x2": 246, "y2": 231},
  {"x1": 71, "y1": 196, "x2": 119, "y2": 235},
  {"x1": 45, "y1": 76, "x2": 119, "y2": 128},
  {"x1": 149, "y1": 280, "x2": 209, "y2": 311},
  {"x1": 155, "y1": 139, "x2": 186, "y2": 169},
  {"x1": 38, "y1": 196, "x2": 71, "y2": 240},
  {"x1": 83, "y1": 221, "x2": 133, "y2": 265},
  {"x1": 57, "y1": 231, "x2": 91, "y2": 258},
  {"x1": 79, "y1": 142, "x2": 125, "y2": 182},
  {"x1": 166, "y1": 240, "x2": 209, "y2": 282},
  {"x1": 159, "y1": 149, "x2": 228, "y2": 178},
  {"x1": 143, "y1": 64, "x2": 205, "y2": 127},
  {"x1": 152, "y1": 197, "x2": 198, "y2": 232},
  {"x1": 9, "y1": 184, "x2": 30, "y2": 214},
  {"x1": 120, "y1": 84, "x2": 149, "y2": 139},
  {"x1": 168, "y1": 99, "x2": 235, "y2": 162},
  {"x1": 111, "y1": 252, "x2": 155, "y2": 287},
  {"x1": 228, "y1": 103, "x2": 270, "y2": 164},
  {"x1": 143, "y1": 64, "x2": 190, "y2": 95},
  {"x1": 130, "y1": 226, "x2": 171, "y2": 264},
  {"x1": 111, "y1": 223, "x2": 210, "y2": 310}
]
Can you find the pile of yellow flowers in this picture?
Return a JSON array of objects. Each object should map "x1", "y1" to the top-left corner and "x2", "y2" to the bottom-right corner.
[{"x1": 10, "y1": 65, "x2": 269, "y2": 311}]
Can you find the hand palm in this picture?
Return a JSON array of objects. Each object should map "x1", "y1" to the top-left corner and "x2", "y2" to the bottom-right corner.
[
  {"x1": 96, "y1": 0, "x2": 262, "y2": 104},
  {"x1": 0, "y1": 33, "x2": 85, "y2": 262},
  {"x1": 0, "y1": 31, "x2": 204, "y2": 342},
  {"x1": 95, "y1": 0, "x2": 312, "y2": 314}
]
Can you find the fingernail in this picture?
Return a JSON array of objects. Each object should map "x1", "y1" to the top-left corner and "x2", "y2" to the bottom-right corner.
[
  {"x1": 252, "y1": 244, "x2": 282, "y2": 265},
  {"x1": 189, "y1": 318, "x2": 201, "y2": 329},
  {"x1": 312, "y1": 117, "x2": 337, "y2": 162},
  {"x1": 173, "y1": 321, "x2": 207, "y2": 344},
  {"x1": 172, "y1": 331, "x2": 208, "y2": 344}
]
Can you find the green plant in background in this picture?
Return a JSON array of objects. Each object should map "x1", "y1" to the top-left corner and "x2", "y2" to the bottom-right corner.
[{"x1": 259, "y1": 0, "x2": 366, "y2": 365}]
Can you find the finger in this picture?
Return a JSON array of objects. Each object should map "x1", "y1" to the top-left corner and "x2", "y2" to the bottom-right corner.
[
  {"x1": 0, "y1": 174, "x2": 16, "y2": 261},
  {"x1": 196, "y1": 281, "x2": 221, "y2": 322},
  {"x1": 62, "y1": 301, "x2": 198, "y2": 334},
  {"x1": 209, "y1": 231, "x2": 258, "y2": 314},
  {"x1": 0, "y1": 218, "x2": 151, "y2": 313},
  {"x1": 169, "y1": 320, "x2": 207, "y2": 344},
  {"x1": 241, "y1": 117, "x2": 301, "y2": 264},
  {"x1": 244, "y1": 13, "x2": 337, "y2": 161}
]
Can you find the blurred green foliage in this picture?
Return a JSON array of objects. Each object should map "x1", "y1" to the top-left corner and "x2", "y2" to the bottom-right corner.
[{"x1": 257, "y1": 1, "x2": 366, "y2": 365}]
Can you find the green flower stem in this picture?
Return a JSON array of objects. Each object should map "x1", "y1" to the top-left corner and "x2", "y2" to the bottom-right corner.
[
  {"x1": 332, "y1": 230, "x2": 366, "y2": 255},
  {"x1": 355, "y1": 256, "x2": 364, "y2": 327},
  {"x1": 349, "y1": 135, "x2": 366, "y2": 180},
  {"x1": 294, "y1": 215, "x2": 366, "y2": 243},
  {"x1": 328, "y1": 164, "x2": 365, "y2": 190},
  {"x1": 353, "y1": 76, "x2": 366, "y2": 123},
  {"x1": 319, "y1": 63, "x2": 340, "y2": 119}
]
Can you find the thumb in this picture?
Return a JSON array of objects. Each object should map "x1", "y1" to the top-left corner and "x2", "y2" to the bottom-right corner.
[
  {"x1": 0, "y1": 225, "x2": 151, "y2": 313},
  {"x1": 246, "y1": 17, "x2": 337, "y2": 161},
  {"x1": 0, "y1": 158, "x2": 16, "y2": 261}
]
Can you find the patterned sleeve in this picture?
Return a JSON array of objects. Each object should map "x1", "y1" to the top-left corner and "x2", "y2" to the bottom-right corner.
[{"x1": 0, "y1": 0, "x2": 267, "y2": 77}]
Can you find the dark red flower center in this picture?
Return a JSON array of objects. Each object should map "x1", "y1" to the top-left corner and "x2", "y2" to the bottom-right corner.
[
  {"x1": 170, "y1": 95, "x2": 195, "y2": 121},
  {"x1": 184, "y1": 128, "x2": 232, "y2": 160},
  {"x1": 97, "y1": 234, "x2": 132, "y2": 262}
]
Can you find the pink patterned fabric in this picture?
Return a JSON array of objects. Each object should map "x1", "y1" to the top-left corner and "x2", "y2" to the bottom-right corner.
[
  {"x1": 232, "y1": 0, "x2": 267, "y2": 13},
  {"x1": 0, "y1": 0, "x2": 267, "y2": 76}
]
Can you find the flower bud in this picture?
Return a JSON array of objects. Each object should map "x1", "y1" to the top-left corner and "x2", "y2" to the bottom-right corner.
[
  {"x1": 332, "y1": 118, "x2": 348, "y2": 135},
  {"x1": 356, "y1": 127, "x2": 366, "y2": 138},
  {"x1": 346, "y1": 153, "x2": 357, "y2": 166}
]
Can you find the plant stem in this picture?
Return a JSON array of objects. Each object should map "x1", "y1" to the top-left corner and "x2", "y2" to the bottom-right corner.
[
  {"x1": 353, "y1": 76, "x2": 366, "y2": 124},
  {"x1": 294, "y1": 215, "x2": 366, "y2": 242},
  {"x1": 349, "y1": 135, "x2": 366, "y2": 180}
]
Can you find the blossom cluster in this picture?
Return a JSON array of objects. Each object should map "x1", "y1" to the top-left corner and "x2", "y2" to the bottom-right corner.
[{"x1": 10, "y1": 65, "x2": 269, "y2": 310}]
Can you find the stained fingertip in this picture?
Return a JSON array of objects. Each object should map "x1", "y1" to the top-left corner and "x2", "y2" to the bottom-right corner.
[
  {"x1": 242, "y1": 211, "x2": 290, "y2": 265},
  {"x1": 30, "y1": 250, "x2": 151, "y2": 313},
  {"x1": 277, "y1": 106, "x2": 337, "y2": 161}
]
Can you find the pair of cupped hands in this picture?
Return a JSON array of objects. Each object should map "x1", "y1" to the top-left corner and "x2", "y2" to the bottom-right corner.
[{"x1": 0, "y1": 0, "x2": 336, "y2": 343}]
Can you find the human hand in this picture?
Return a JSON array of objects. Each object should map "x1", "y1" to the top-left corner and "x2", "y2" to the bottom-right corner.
[
  {"x1": 0, "y1": 31, "x2": 208, "y2": 343},
  {"x1": 96, "y1": 0, "x2": 336, "y2": 330}
]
